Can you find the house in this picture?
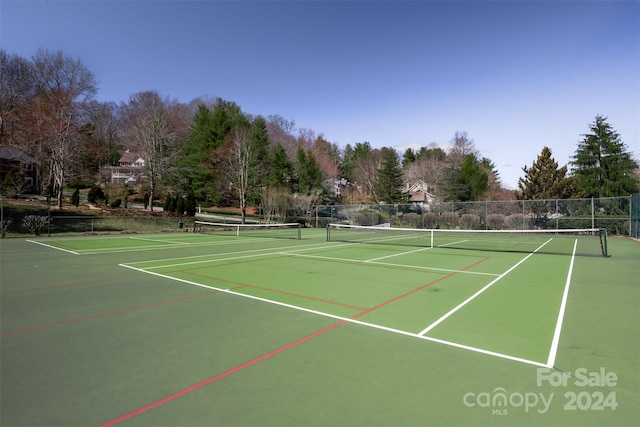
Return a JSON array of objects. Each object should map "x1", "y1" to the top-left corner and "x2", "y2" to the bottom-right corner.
[
  {"x1": 118, "y1": 150, "x2": 145, "y2": 168},
  {"x1": 110, "y1": 150, "x2": 145, "y2": 183},
  {"x1": 323, "y1": 178, "x2": 348, "y2": 198},
  {"x1": 406, "y1": 179, "x2": 435, "y2": 208},
  {"x1": 0, "y1": 145, "x2": 41, "y2": 193}
]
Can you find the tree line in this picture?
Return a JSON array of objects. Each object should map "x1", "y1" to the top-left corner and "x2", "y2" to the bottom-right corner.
[{"x1": 1, "y1": 49, "x2": 638, "y2": 218}]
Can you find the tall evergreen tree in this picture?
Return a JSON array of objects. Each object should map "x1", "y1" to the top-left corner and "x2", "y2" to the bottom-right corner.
[
  {"x1": 571, "y1": 115, "x2": 639, "y2": 197},
  {"x1": 516, "y1": 146, "x2": 572, "y2": 200},
  {"x1": 246, "y1": 116, "x2": 270, "y2": 204},
  {"x1": 341, "y1": 141, "x2": 372, "y2": 183},
  {"x1": 443, "y1": 154, "x2": 489, "y2": 201},
  {"x1": 296, "y1": 147, "x2": 322, "y2": 195},
  {"x1": 374, "y1": 147, "x2": 404, "y2": 204},
  {"x1": 180, "y1": 104, "x2": 217, "y2": 200},
  {"x1": 267, "y1": 143, "x2": 294, "y2": 190},
  {"x1": 402, "y1": 147, "x2": 417, "y2": 166},
  {"x1": 180, "y1": 99, "x2": 247, "y2": 204}
]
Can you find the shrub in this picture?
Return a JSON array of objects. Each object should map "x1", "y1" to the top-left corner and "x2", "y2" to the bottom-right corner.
[
  {"x1": 185, "y1": 191, "x2": 196, "y2": 216},
  {"x1": 403, "y1": 212, "x2": 422, "y2": 228},
  {"x1": 176, "y1": 196, "x2": 186, "y2": 215},
  {"x1": 440, "y1": 212, "x2": 459, "y2": 228},
  {"x1": 460, "y1": 214, "x2": 480, "y2": 230},
  {"x1": 423, "y1": 212, "x2": 438, "y2": 229},
  {"x1": 1, "y1": 219, "x2": 12, "y2": 238},
  {"x1": 353, "y1": 211, "x2": 384, "y2": 226},
  {"x1": 163, "y1": 194, "x2": 174, "y2": 212},
  {"x1": 486, "y1": 214, "x2": 506, "y2": 230},
  {"x1": 506, "y1": 214, "x2": 527, "y2": 229},
  {"x1": 71, "y1": 188, "x2": 80, "y2": 207},
  {"x1": 87, "y1": 186, "x2": 106, "y2": 205},
  {"x1": 23, "y1": 215, "x2": 48, "y2": 236}
]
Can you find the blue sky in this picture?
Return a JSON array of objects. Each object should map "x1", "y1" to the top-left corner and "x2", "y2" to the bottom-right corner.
[{"x1": 2, "y1": 0, "x2": 638, "y2": 189}]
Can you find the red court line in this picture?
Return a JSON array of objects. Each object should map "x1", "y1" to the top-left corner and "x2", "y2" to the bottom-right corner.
[
  {"x1": 182, "y1": 270, "x2": 368, "y2": 311},
  {"x1": 99, "y1": 320, "x2": 347, "y2": 427},
  {"x1": 0, "y1": 292, "x2": 217, "y2": 337},
  {"x1": 352, "y1": 257, "x2": 491, "y2": 319},
  {"x1": 99, "y1": 256, "x2": 490, "y2": 426}
]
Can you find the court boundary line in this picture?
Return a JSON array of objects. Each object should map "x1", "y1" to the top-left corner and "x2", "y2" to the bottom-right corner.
[
  {"x1": 128, "y1": 236, "x2": 191, "y2": 245},
  {"x1": 26, "y1": 236, "x2": 283, "y2": 255},
  {"x1": 182, "y1": 270, "x2": 368, "y2": 311},
  {"x1": 417, "y1": 238, "x2": 554, "y2": 336},
  {"x1": 119, "y1": 262, "x2": 549, "y2": 368},
  {"x1": 134, "y1": 245, "x2": 499, "y2": 278},
  {"x1": 363, "y1": 245, "x2": 433, "y2": 262},
  {"x1": 546, "y1": 239, "x2": 578, "y2": 367},
  {"x1": 133, "y1": 241, "x2": 346, "y2": 270},
  {"x1": 26, "y1": 239, "x2": 79, "y2": 255},
  {"x1": 277, "y1": 251, "x2": 500, "y2": 277}
]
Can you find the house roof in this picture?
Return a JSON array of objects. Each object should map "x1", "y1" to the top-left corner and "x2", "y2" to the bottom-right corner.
[
  {"x1": 406, "y1": 179, "x2": 430, "y2": 193},
  {"x1": 0, "y1": 145, "x2": 39, "y2": 164},
  {"x1": 119, "y1": 151, "x2": 143, "y2": 163},
  {"x1": 409, "y1": 191, "x2": 431, "y2": 202}
]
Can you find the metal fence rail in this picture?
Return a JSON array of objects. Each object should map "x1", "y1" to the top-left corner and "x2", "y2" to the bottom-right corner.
[
  {"x1": 632, "y1": 193, "x2": 640, "y2": 239},
  {"x1": 1, "y1": 194, "x2": 636, "y2": 237},
  {"x1": 265, "y1": 196, "x2": 634, "y2": 236}
]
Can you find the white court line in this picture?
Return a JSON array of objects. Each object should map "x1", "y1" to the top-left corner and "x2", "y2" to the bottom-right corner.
[
  {"x1": 145, "y1": 251, "x2": 281, "y2": 269},
  {"x1": 278, "y1": 251, "x2": 500, "y2": 277},
  {"x1": 546, "y1": 239, "x2": 578, "y2": 368},
  {"x1": 69, "y1": 237, "x2": 276, "y2": 255},
  {"x1": 417, "y1": 238, "x2": 554, "y2": 336},
  {"x1": 128, "y1": 236, "x2": 191, "y2": 245},
  {"x1": 363, "y1": 239, "x2": 471, "y2": 261},
  {"x1": 27, "y1": 239, "x2": 79, "y2": 255},
  {"x1": 364, "y1": 245, "x2": 433, "y2": 262},
  {"x1": 118, "y1": 262, "x2": 548, "y2": 368},
  {"x1": 128, "y1": 241, "x2": 344, "y2": 268}
]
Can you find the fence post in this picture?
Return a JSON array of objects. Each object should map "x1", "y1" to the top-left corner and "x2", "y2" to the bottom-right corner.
[
  {"x1": 591, "y1": 197, "x2": 595, "y2": 229},
  {"x1": 485, "y1": 201, "x2": 488, "y2": 230},
  {"x1": 630, "y1": 195, "x2": 632, "y2": 237}
]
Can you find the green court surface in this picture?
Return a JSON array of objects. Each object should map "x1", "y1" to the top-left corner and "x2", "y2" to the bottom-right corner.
[{"x1": 0, "y1": 229, "x2": 638, "y2": 426}]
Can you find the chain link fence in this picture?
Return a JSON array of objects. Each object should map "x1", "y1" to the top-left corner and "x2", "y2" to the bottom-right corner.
[
  {"x1": 1, "y1": 194, "x2": 636, "y2": 237},
  {"x1": 632, "y1": 193, "x2": 640, "y2": 239},
  {"x1": 0, "y1": 195, "x2": 188, "y2": 237},
  {"x1": 264, "y1": 196, "x2": 634, "y2": 236}
]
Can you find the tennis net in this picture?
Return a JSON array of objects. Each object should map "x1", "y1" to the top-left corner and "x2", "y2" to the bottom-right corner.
[
  {"x1": 326, "y1": 224, "x2": 608, "y2": 256},
  {"x1": 195, "y1": 221, "x2": 301, "y2": 240}
]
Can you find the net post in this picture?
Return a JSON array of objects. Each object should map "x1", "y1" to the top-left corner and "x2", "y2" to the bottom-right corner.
[
  {"x1": 600, "y1": 228, "x2": 609, "y2": 257},
  {"x1": 430, "y1": 229, "x2": 434, "y2": 248}
]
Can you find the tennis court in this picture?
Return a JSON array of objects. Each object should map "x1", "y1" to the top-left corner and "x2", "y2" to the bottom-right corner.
[{"x1": 1, "y1": 226, "x2": 638, "y2": 426}]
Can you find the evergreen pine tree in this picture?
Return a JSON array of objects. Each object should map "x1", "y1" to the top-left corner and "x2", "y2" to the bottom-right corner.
[
  {"x1": 295, "y1": 147, "x2": 322, "y2": 195},
  {"x1": 516, "y1": 146, "x2": 571, "y2": 200},
  {"x1": 374, "y1": 147, "x2": 404, "y2": 204},
  {"x1": 268, "y1": 144, "x2": 294, "y2": 190},
  {"x1": 571, "y1": 116, "x2": 639, "y2": 197}
]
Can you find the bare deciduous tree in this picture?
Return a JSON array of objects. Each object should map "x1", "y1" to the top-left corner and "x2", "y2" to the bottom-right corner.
[
  {"x1": 31, "y1": 49, "x2": 97, "y2": 206},
  {"x1": 0, "y1": 50, "x2": 36, "y2": 145},
  {"x1": 447, "y1": 131, "x2": 477, "y2": 165},
  {"x1": 352, "y1": 148, "x2": 382, "y2": 202},
  {"x1": 121, "y1": 91, "x2": 185, "y2": 211},
  {"x1": 227, "y1": 126, "x2": 253, "y2": 223}
]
